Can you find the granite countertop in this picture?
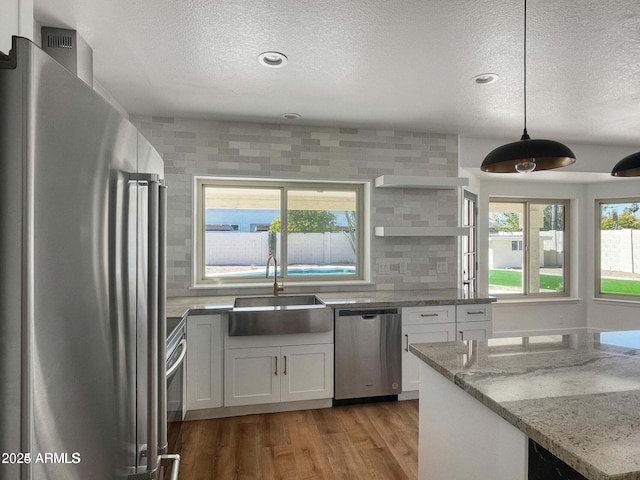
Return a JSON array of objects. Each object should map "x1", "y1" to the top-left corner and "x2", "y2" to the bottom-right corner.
[
  {"x1": 166, "y1": 288, "x2": 495, "y2": 319},
  {"x1": 410, "y1": 330, "x2": 640, "y2": 480}
]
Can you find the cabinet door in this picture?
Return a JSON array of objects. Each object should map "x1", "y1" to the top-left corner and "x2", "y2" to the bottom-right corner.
[
  {"x1": 457, "y1": 321, "x2": 493, "y2": 342},
  {"x1": 186, "y1": 315, "x2": 224, "y2": 411},
  {"x1": 280, "y1": 344, "x2": 334, "y2": 402},
  {"x1": 224, "y1": 347, "x2": 280, "y2": 406},
  {"x1": 402, "y1": 323, "x2": 455, "y2": 392}
]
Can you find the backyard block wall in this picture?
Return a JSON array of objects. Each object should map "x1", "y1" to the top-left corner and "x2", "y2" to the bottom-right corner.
[
  {"x1": 206, "y1": 232, "x2": 355, "y2": 266},
  {"x1": 132, "y1": 116, "x2": 460, "y2": 296},
  {"x1": 601, "y1": 229, "x2": 640, "y2": 274}
]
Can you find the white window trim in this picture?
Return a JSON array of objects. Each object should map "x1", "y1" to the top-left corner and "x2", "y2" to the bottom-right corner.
[{"x1": 192, "y1": 176, "x2": 371, "y2": 289}]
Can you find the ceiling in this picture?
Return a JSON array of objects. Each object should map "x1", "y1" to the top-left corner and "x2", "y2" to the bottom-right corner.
[{"x1": 34, "y1": 0, "x2": 640, "y2": 149}]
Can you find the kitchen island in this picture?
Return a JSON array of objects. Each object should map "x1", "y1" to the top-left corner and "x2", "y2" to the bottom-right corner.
[{"x1": 410, "y1": 331, "x2": 640, "y2": 480}]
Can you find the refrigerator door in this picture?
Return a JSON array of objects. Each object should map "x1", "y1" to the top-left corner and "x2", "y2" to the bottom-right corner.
[{"x1": 0, "y1": 37, "x2": 167, "y2": 479}]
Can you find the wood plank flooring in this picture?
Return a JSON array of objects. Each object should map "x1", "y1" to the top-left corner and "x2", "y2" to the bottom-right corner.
[{"x1": 178, "y1": 400, "x2": 418, "y2": 480}]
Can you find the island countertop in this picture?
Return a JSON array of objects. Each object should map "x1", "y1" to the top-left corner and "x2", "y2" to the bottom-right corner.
[
  {"x1": 410, "y1": 331, "x2": 640, "y2": 480},
  {"x1": 166, "y1": 288, "x2": 494, "y2": 319}
]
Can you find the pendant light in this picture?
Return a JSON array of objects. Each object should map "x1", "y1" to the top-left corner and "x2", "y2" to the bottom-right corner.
[
  {"x1": 611, "y1": 152, "x2": 640, "y2": 177},
  {"x1": 481, "y1": 0, "x2": 576, "y2": 174}
]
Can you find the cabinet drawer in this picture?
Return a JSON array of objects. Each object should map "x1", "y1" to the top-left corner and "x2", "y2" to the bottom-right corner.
[
  {"x1": 402, "y1": 305, "x2": 455, "y2": 325},
  {"x1": 456, "y1": 304, "x2": 492, "y2": 322}
]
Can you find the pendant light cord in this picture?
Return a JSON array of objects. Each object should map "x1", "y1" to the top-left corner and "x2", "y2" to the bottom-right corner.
[{"x1": 522, "y1": 0, "x2": 529, "y2": 138}]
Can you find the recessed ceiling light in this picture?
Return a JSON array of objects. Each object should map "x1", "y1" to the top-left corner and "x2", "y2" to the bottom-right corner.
[
  {"x1": 473, "y1": 73, "x2": 500, "y2": 85},
  {"x1": 258, "y1": 51, "x2": 288, "y2": 68},
  {"x1": 280, "y1": 113, "x2": 301, "y2": 120}
]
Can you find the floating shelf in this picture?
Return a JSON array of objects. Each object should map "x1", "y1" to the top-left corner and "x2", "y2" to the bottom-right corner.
[
  {"x1": 374, "y1": 227, "x2": 470, "y2": 237},
  {"x1": 374, "y1": 175, "x2": 469, "y2": 189}
]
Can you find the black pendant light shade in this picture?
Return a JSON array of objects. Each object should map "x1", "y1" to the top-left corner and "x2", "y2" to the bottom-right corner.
[
  {"x1": 481, "y1": 130, "x2": 576, "y2": 173},
  {"x1": 480, "y1": 0, "x2": 576, "y2": 174},
  {"x1": 611, "y1": 152, "x2": 640, "y2": 177}
]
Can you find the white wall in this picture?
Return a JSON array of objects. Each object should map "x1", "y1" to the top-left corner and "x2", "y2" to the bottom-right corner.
[
  {"x1": 460, "y1": 136, "x2": 640, "y2": 336},
  {"x1": 1, "y1": 0, "x2": 33, "y2": 54}
]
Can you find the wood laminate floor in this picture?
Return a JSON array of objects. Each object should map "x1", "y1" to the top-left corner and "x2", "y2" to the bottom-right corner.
[{"x1": 178, "y1": 400, "x2": 419, "y2": 480}]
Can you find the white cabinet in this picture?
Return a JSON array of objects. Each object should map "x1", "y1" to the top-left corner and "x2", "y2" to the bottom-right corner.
[
  {"x1": 401, "y1": 306, "x2": 456, "y2": 393},
  {"x1": 224, "y1": 343, "x2": 333, "y2": 407},
  {"x1": 457, "y1": 321, "x2": 493, "y2": 341},
  {"x1": 403, "y1": 305, "x2": 455, "y2": 325},
  {"x1": 456, "y1": 304, "x2": 492, "y2": 322},
  {"x1": 402, "y1": 323, "x2": 456, "y2": 392},
  {"x1": 280, "y1": 344, "x2": 334, "y2": 402},
  {"x1": 401, "y1": 304, "x2": 493, "y2": 393},
  {"x1": 186, "y1": 314, "x2": 224, "y2": 411},
  {"x1": 224, "y1": 346, "x2": 280, "y2": 406},
  {"x1": 456, "y1": 304, "x2": 493, "y2": 341}
]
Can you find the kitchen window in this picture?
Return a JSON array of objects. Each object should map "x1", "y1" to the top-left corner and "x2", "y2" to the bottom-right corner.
[
  {"x1": 194, "y1": 177, "x2": 367, "y2": 287},
  {"x1": 489, "y1": 198, "x2": 570, "y2": 297},
  {"x1": 595, "y1": 198, "x2": 640, "y2": 300}
]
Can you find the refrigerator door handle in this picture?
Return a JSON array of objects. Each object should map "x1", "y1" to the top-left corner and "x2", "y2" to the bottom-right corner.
[
  {"x1": 157, "y1": 182, "x2": 168, "y2": 455},
  {"x1": 141, "y1": 174, "x2": 160, "y2": 476},
  {"x1": 159, "y1": 454, "x2": 181, "y2": 480}
]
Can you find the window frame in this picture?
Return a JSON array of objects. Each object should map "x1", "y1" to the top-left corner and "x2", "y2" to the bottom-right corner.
[
  {"x1": 594, "y1": 197, "x2": 640, "y2": 301},
  {"x1": 193, "y1": 176, "x2": 369, "y2": 288},
  {"x1": 489, "y1": 197, "x2": 571, "y2": 298}
]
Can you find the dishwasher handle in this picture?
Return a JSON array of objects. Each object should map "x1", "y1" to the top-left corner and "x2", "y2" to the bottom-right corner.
[{"x1": 337, "y1": 308, "x2": 398, "y2": 317}]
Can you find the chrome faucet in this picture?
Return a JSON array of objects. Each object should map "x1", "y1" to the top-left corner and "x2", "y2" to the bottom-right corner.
[{"x1": 266, "y1": 255, "x2": 284, "y2": 296}]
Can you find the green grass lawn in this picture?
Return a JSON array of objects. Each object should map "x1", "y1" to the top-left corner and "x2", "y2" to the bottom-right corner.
[
  {"x1": 601, "y1": 278, "x2": 640, "y2": 295},
  {"x1": 489, "y1": 269, "x2": 563, "y2": 291},
  {"x1": 490, "y1": 269, "x2": 640, "y2": 295}
]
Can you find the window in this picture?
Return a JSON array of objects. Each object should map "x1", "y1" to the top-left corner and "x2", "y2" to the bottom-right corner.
[
  {"x1": 194, "y1": 177, "x2": 367, "y2": 286},
  {"x1": 595, "y1": 198, "x2": 640, "y2": 300},
  {"x1": 487, "y1": 335, "x2": 571, "y2": 354},
  {"x1": 489, "y1": 198, "x2": 569, "y2": 297}
]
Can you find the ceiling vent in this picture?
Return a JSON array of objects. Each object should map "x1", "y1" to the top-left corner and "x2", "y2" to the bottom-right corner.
[{"x1": 41, "y1": 27, "x2": 93, "y2": 87}]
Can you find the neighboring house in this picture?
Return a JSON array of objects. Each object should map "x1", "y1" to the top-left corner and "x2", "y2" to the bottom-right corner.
[{"x1": 489, "y1": 231, "x2": 561, "y2": 270}]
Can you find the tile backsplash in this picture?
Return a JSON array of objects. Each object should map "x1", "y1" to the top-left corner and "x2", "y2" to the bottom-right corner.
[{"x1": 132, "y1": 116, "x2": 460, "y2": 297}]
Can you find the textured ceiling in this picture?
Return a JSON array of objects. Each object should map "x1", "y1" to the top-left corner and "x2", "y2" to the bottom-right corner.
[{"x1": 33, "y1": 0, "x2": 640, "y2": 150}]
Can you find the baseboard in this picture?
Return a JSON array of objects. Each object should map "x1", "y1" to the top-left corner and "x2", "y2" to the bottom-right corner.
[
  {"x1": 185, "y1": 398, "x2": 332, "y2": 420},
  {"x1": 398, "y1": 390, "x2": 419, "y2": 400}
]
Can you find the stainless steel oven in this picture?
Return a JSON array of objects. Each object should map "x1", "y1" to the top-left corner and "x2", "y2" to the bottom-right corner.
[{"x1": 166, "y1": 317, "x2": 187, "y2": 459}]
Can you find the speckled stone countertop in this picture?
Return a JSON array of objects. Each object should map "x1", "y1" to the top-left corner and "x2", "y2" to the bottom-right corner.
[
  {"x1": 410, "y1": 331, "x2": 640, "y2": 480},
  {"x1": 166, "y1": 288, "x2": 494, "y2": 319}
]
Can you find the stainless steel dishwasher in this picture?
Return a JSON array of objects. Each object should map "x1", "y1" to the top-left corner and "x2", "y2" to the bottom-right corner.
[{"x1": 334, "y1": 308, "x2": 401, "y2": 401}]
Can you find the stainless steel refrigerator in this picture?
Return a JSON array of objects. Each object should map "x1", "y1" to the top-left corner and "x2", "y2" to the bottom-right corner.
[{"x1": 0, "y1": 36, "x2": 178, "y2": 479}]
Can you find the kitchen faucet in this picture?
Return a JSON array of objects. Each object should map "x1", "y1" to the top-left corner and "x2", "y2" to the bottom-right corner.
[{"x1": 266, "y1": 255, "x2": 284, "y2": 296}]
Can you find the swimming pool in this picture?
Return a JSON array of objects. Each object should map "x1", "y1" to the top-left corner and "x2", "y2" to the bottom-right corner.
[{"x1": 217, "y1": 265, "x2": 356, "y2": 277}]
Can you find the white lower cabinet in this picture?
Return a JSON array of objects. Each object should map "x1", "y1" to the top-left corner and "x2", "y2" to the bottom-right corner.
[
  {"x1": 186, "y1": 314, "x2": 224, "y2": 411},
  {"x1": 401, "y1": 303, "x2": 493, "y2": 393},
  {"x1": 457, "y1": 320, "x2": 493, "y2": 341},
  {"x1": 402, "y1": 323, "x2": 456, "y2": 392},
  {"x1": 224, "y1": 343, "x2": 333, "y2": 407},
  {"x1": 224, "y1": 346, "x2": 280, "y2": 406},
  {"x1": 456, "y1": 304, "x2": 493, "y2": 341},
  {"x1": 280, "y1": 344, "x2": 334, "y2": 402}
]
